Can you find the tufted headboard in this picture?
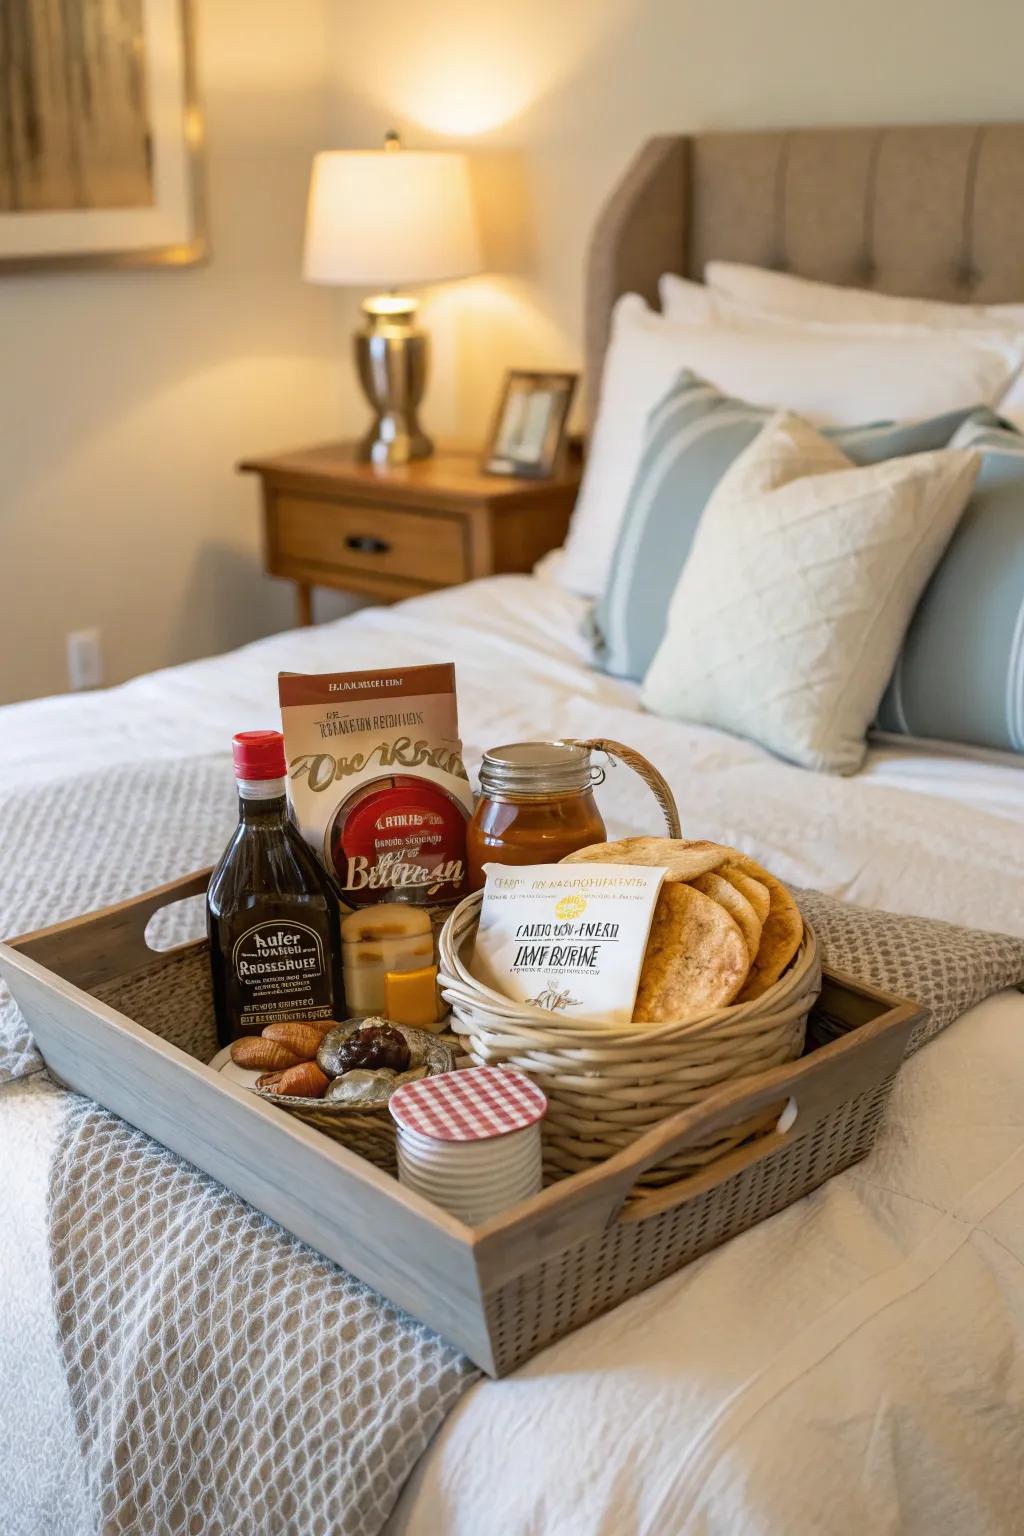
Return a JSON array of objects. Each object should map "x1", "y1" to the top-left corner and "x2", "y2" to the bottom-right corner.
[{"x1": 584, "y1": 123, "x2": 1024, "y2": 423}]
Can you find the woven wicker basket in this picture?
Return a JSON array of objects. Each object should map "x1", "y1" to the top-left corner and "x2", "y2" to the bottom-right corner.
[
  {"x1": 252, "y1": 1029, "x2": 456, "y2": 1175},
  {"x1": 439, "y1": 894, "x2": 820, "y2": 1184},
  {"x1": 440, "y1": 744, "x2": 820, "y2": 1184}
]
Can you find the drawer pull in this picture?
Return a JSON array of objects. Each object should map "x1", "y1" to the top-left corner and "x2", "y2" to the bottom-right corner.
[{"x1": 345, "y1": 534, "x2": 391, "y2": 555}]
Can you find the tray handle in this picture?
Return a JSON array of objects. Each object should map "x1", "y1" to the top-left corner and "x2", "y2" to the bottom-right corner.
[
  {"x1": 608, "y1": 989, "x2": 921, "y2": 1223},
  {"x1": 10, "y1": 867, "x2": 213, "y2": 991},
  {"x1": 473, "y1": 986, "x2": 921, "y2": 1284}
]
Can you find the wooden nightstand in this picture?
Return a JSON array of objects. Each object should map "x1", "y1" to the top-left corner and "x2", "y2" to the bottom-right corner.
[{"x1": 238, "y1": 443, "x2": 581, "y2": 626}]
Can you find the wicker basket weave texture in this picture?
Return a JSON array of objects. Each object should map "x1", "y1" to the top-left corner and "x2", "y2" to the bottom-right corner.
[
  {"x1": 484, "y1": 1071, "x2": 892, "y2": 1376},
  {"x1": 95, "y1": 950, "x2": 216, "y2": 1061},
  {"x1": 439, "y1": 893, "x2": 822, "y2": 1185},
  {"x1": 95, "y1": 951, "x2": 403, "y2": 1173}
]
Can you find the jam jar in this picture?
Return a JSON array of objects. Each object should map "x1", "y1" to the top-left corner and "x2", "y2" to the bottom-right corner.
[{"x1": 466, "y1": 741, "x2": 607, "y2": 890}]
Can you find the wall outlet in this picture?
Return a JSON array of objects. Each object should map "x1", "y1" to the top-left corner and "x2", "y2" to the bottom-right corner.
[{"x1": 67, "y1": 628, "x2": 104, "y2": 691}]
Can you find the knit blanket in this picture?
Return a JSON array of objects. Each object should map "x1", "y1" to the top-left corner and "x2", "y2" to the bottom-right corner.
[
  {"x1": 0, "y1": 758, "x2": 479, "y2": 1536},
  {"x1": 2, "y1": 756, "x2": 1024, "y2": 1536}
]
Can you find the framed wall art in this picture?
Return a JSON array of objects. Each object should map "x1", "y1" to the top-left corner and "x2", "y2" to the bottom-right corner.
[{"x1": 0, "y1": 0, "x2": 206, "y2": 272}]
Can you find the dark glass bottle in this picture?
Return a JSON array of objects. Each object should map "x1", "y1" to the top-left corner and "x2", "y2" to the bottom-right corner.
[{"x1": 207, "y1": 730, "x2": 345, "y2": 1046}]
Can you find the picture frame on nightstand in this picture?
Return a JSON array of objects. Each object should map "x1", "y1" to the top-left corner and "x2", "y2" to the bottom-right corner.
[{"x1": 483, "y1": 370, "x2": 578, "y2": 479}]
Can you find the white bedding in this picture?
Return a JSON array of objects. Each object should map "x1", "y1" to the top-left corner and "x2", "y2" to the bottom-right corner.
[{"x1": 4, "y1": 574, "x2": 1024, "y2": 1535}]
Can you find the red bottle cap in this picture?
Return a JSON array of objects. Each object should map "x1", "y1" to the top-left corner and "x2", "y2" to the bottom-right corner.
[{"x1": 232, "y1": 730, "x2": 287, "y2": 780}]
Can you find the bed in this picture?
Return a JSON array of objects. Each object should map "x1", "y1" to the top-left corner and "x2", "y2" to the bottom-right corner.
[{"x1": 4, "y1": 124, "x2": 1024, "y2": 1536}]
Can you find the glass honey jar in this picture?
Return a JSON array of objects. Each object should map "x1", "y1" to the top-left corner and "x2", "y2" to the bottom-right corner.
[{"x1": 466, "y1": 741, "x2": 607, "y2": 890}]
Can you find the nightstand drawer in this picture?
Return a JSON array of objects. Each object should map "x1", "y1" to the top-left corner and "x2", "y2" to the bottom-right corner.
[
  {"x1": 241, "y1": 442, "x2": 582, "y2": 624},
  {"x1": 271, "y1": 494, "x2": 468, "y2": 587}
]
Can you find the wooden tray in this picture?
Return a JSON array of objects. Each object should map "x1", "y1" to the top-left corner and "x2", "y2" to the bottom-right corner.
[{"x1": 0, "y1": 868, "x2": 924, "y2": 1378}]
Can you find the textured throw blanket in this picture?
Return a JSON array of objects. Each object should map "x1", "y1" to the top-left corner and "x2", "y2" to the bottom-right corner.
[
  {"x1": 0, "y1": 759, "x2": 479, "y2": 1536},
  {"x1": 2, "y1": 757, "x2": 1024, "y2": 1536}
]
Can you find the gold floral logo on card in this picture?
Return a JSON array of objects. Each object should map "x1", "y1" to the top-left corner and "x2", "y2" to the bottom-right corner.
[{"x1": 555, "y1": 894, "x2": 587, "y2": 921}]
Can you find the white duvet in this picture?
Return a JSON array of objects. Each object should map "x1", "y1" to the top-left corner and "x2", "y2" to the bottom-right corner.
[{"x1": 4, "y1": 575, "x2": 1024, "y2": 1536}]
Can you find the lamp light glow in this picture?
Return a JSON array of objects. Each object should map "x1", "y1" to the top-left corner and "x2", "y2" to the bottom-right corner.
[{"x1": 303, "y1": 144, "x2": 482, "y2": 289}]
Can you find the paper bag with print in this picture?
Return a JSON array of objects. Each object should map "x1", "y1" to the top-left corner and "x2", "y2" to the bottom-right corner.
[
  {"x1": 471, "y1": 863, "x2": 666, "y2": 1024},
  {"x1": 279, "y1": 663, "x2": 473, "y2": 912}
]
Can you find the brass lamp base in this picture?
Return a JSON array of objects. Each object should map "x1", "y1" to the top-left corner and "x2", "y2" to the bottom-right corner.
[{"x1": 355, "y1": 296, "x2": 433, "y2": 466}]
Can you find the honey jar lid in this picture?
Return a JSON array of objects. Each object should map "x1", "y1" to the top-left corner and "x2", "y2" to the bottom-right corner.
[{"x1": 479, "y1": 741, "x2": 596, "y2": 798}]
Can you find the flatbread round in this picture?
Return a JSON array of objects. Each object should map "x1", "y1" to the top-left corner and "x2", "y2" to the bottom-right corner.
[
  {"x1": 726, "y1": 855, "x2": 803, "y2": 1000},
  {"x1": 633, "y1": 883, "x2": 749, "y2": 1022},
  {"x1": 718, "y1": 866, "x2": 770, "y2": 926},
  {"x1": 689, "y1": 870, "x2": 763, "y2": 966},
  {"x1": 562, "y1": 837, "x2": 731, "y2": 884}
]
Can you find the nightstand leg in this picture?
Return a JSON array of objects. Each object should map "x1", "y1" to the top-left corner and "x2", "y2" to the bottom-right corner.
[{"x1": 295, "y1": 582, "x2": 313, "y2": 627}]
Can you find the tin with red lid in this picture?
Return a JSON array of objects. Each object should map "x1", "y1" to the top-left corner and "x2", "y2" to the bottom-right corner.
[
  {"x1": 390, "y1": 1066, "x2": 547, "y2": 1224},
  {"x1": 390, "y1": 1064, "x2": 547, "y2": 1142},
  {"x1": 329, "y1": 775, "x2": 470, "y2": 909}
]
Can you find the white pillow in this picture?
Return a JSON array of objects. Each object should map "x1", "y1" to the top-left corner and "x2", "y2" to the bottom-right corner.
[
  {"x1": 641, "y1": 413, "x2": 980, "y2": 775},
  {"x1": 661, "y1": 270, "x2": 1024, "y2": 360},
  {"x1": 648, "y1": 274, "x2": 719, "y2": 325},
  {"x1": 558, "y1": 292, "x2": 1019, "y2": 599},
  {"x1": 698, "y1": 261, "x2": 1024, "y2": 417},
  {"x1": 559, "y1": 296, "x2": 698, "y2": 597},
  {"x1": 703, "y1": 259, "x2": 1024, "y2": 333}
]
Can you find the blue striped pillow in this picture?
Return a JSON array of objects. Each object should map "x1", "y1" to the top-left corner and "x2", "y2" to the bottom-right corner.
[
  {"x1": 876, "y1": 419, "x2": 1024, "y2": 754},
  {"x1": 592, "y1": 372, "x2": 997, "y2": 681}
]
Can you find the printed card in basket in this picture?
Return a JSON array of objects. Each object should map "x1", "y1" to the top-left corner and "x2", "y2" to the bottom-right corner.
[{"x1": 470, "y1": 862, "x2": 666, "y2": 1023}]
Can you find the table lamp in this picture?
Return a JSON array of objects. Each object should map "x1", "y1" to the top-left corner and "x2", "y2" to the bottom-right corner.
[{"x1": 303, "y1": 132, "x2": 482, "y2": 466}]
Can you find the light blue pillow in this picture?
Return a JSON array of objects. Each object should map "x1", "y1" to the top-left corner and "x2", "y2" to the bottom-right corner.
[
  {"x1": 592, "y1": 372, "x2": 999, "y2": 681},
  {"x1": 876, "y1": 419, "x2": 1024, "y2": 753}
]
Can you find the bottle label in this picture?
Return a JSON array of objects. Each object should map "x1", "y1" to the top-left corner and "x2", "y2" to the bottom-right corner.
[{"x1": 230, "y1": 918, "x2": 334, "y2": 1027}]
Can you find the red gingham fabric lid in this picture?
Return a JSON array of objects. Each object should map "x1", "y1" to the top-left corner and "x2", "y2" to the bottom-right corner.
[{"x1": 389, "y1": 1065, "x2": 547, "y2": 1142}]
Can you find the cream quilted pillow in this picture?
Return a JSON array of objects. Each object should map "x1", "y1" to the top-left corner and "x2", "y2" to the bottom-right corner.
[{"x1": 641, "y1": 414, "x2": 980, "y2": 774}]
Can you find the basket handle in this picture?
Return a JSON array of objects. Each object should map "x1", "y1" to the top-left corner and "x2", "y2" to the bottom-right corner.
[
  {"x1": 10, "y1": 867, "x2": 213, "y2": 991},
  {"x1": 564, "y1": 738, "x2": 681, "y2": 838},
  {"x1": 606, "y1": 989, "x2": 919, "y2": 1223}
]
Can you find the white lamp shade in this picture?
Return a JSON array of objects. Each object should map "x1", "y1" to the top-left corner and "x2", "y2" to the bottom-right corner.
[{"x1": 303, "y1": 147, "x2": 482, "y2": 288}]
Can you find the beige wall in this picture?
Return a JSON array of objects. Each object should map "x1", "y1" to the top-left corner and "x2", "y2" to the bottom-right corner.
[
  {"x1": 328, "y1": 0, "x2": 1024, "y2": 447},
  {"x1": 0, "y1": 0, "x2": 358, "y2": 705},
  {"x1": 5, "y1": 0, "x2": 1024, "y2": 702}
]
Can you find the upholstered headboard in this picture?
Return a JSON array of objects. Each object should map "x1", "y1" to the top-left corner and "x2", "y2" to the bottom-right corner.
[{"x1": 585, "y1": 123, "x2": 1024, "y2": 421}]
